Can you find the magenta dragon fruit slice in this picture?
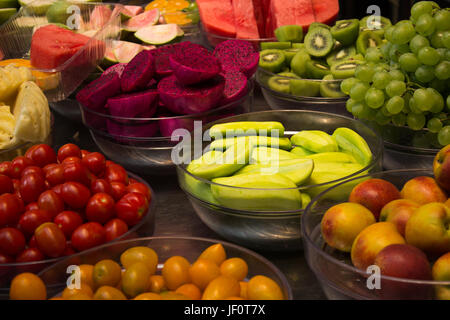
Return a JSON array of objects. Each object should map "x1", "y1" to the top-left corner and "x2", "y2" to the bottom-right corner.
[
  {"x1": 121, "y1": 50, "x2": 155, "y2": 92},
  {"x1": 169, "y1": 46, "x2": 221, "y2": 85},
  {"x1": 213, "y1": 40, "x2": 260, "y2": 78},
  {"x1": 102, "y1": 63, "x2": 127, "y2": 78},
  {"x1": 107, "y1": 119, "x2": 159, "y2": 141},
  {"x1": 157, "y1": 75, "x2": 225, "y2": 115},
  {"x1": 76, "y1": 72, "x2": 121, "y2": 110},
  {"x1": 221, "y1": 70, "x2": 248, "y2": 105},
  {"x1": 158, "y1": 112, "x2": 195, "y2": 137},
  {"x1": 106, "y1": 89, "x2": 158, "y2": 119}
]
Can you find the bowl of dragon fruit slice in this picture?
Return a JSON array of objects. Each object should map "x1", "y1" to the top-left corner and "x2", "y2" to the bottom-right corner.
[{"x1": 77, "y1": 40, "x2": 257, "y2": 175}]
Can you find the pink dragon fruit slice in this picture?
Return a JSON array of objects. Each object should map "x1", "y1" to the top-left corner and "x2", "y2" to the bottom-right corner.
[
  {"x1": 169, "y1": 46, "x2": 221, "y2": 85},
  {"x1": 157, "y1": 75, "x2": 225, "y2": 115},
  {"x1": 102, "y1": 63, "x2": 127, "y2": 78},
  {"x1": 158, "y1": 112, "x2": 195, "y2": 137},
  {"x1": 106, "y1": 89, "x2": 158, "y2": 119},
  {"x1": 76, "y1": 72, "x2": 121, "y2": 110},
  {"x1": 213, "y1": 39, "x2": 260, "y2": 78},
  {"x1": 121, "y1": 50, "x2": 155, "y2": 92},
  {"x1": 220, "y1": 70, "x2": 248, "y2": 105},
  {"x1": 107, "y1": 119, "x2": 159, "y2": 140}
]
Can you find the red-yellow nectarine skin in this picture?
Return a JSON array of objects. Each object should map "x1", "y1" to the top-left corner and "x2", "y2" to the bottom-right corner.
[
  {"x1": 445, "y1": 198, "x2": 450, "y2": 208},
  {"x1": 405, "y1": 202, "x2": 450, "y2": 257},
  {"x1": 432, "y1": 252, "x2": 450, "y2": 282},
  {"x1": 321, "y1": 202, "x2": 376, "y2": 252},
  {"x1": 349, "y1": 179, "x2": 401, "y2": 220},
  {"x1": 379, "y1": 199, "x2": 420, "y2": 237},
  {"x1": 400, "y1": 176, "x2": 447, "y2": 205},
  {"x1": 433, "y1": 145, "x2": 450, "y2": 193},
  {"x1": 351, "y1": 222, "x2": 405, "y2": 271}
]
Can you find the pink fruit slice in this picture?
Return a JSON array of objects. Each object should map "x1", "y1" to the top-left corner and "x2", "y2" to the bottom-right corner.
[
  {"x1": 221, "y1": 70, "x2": 248, "y2": 104},
  {"x1": 123, "y1": 9, "x2": 160, "y2": 32},
  {"x1": 107, "y1": 119, "x2": 159, "y2": 140},
  {"x1": 76, "y1": 72, "x2": 121, "y2": 110},
  {"x1": 124, "y1": 5, "x2": 144, "y2": 17},
  {"x1": 157, "y1": 75, "x2": 225, "y2": 115},
  {"x1": 121, "y1": 50, "x2": 155, "y2": 92},
  {"x1": 197, "y1": 0, "x2": 236, "y2": 38},
  {"x1": 158, "y1": 111, "x2": 195, "y2": 137},
  {"x1": 150, "y1": 41, "x2": 198, "y2": 77},
  {"x1": 90, "y1": 5, "x2": 113, "y2": 29},
  {"x1": 113, "y1": 40, "x2": 144, "y2": 63},
  {"x1": 232, "y1": 0, "x2": 260, "y2": 39},
  {"x1": 102, "y1": 63, "x2": 127, "y2": 78},
  {"x1": 106, "y1": 89, "x2": 158, "y2": 119},
  {"x1": 213, "y1": 40, "x2": 259, "y2": 78}
]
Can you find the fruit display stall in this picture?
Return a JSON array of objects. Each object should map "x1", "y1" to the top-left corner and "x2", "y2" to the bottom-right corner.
[{"x1": 0, "y1": 0, "x2": 449, "y2": 301}]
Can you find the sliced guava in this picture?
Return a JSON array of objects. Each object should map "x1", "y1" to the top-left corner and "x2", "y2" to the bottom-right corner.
[
  {"x1": 122, "y1": 8, "x2": 159, "y2": 32},
  {"x1": 135, "y1": 23, "x2": 184, "y2": 45},
  {"x1": 112, "y1": 40, "x2": 143, "y2": 63}
]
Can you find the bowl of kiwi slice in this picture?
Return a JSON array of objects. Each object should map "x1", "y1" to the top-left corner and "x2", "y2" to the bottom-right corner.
[{"x1": 256, "y1": 17, "x2": 391, "y2": 115}]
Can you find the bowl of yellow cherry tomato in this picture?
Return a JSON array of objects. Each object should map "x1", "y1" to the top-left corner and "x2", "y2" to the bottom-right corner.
[{"x1": 8, "y1": 236, "x2": 292, "y2": 300}]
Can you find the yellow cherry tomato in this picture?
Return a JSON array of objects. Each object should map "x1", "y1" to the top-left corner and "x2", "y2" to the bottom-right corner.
[
  {"x1": 239, "y1": 281, "x2": 248, "y2": 299},
  {"x1": 93, "y1": 259, "x2": 122, "y2": 288},
  {"x1": 175, "y1": 283, "x2": 202, "y2": 300},
  {"x1": 226, "y1": 296, "x2": 245, "y2": 300},
  {"x1": 10, "y1": 273, "x2": 47, "y2": 300},
  {"x1": 120, "y1": 247, "x2": 158, "y2": 275},
  {"x1": 93, "y1": 286, "x2": 127, "y2": 300},
  {"x1": 189, "y1": 258, "x2": 221, "y2": 290},
  {"x1": 198, "y1": 244, "x2": 226, "y2": 266},
  {"x1": 160, "y1": 291, "x2": 191, "y2": 300},
  {"x1": 61, "y1": 283, "x2": 94, "y2": 299},
  {"x1": 68, "y1": 293, "x2": 92, "y2": 300},
  {"x1": 149, "y1": 275, "x2": 166, "y2": 293},
  {"x1": 202, "y1": 276, "x2": 240, "y2": 300},
  {"x1": 49, "y1": 297, "x2": 64, "y2": 300},
  {"x1": 79, "y1": 264, "x2": 95, "y2": 289},
  {"x1": 220, "y1": 258, "x2": 248, "y2": 281},
  {"x1": 247, "y1": 275, "x2": 284, "y2": 300},
  {"x1": 122, "y1": 262, "x2": 152, "y2": 298},
  {"x1": 134, "y1": 292, "x2": 162, "y2": 300},
  {"x1": 162, "y1": 256, "x2": 191, "y2": 290}
]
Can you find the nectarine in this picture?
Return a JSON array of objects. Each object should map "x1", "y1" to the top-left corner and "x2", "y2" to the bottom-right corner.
[
  {"x1": 400, "y1": 176, "x2": 447, "y2": 205},
  {"x1": 433, "y1": 144, "x2": 450, "y2": 193},
  {"x1": 432, "y1": 252, "x2": 450, "y2": 300},
  {"x1": 379, "y1": 199, "x2": 420, "y2": 237}
]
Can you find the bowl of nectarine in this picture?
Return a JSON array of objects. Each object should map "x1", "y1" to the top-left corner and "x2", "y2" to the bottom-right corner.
[{"x1": 302, "y1": 168, "x2": 450, "y2": 300}]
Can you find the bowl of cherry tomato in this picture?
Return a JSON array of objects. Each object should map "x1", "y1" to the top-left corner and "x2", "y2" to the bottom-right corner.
[
  {"x1": 0, "y1": 143, "x2": 156, "y2": 299},
  {"x1": 7, "y1": 236, "x2": 293, "y2": 300}
]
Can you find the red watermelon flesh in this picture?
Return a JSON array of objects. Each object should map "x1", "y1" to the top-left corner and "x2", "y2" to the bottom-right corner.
[
  {"x1": 295, "y1": 0, "x2": 316, "y2": 32},
  {"x1": 31, "y1": 25, "x2": 95, "y2": 70},
  {"x1": 312, "y1": 0, "x2": 339, "y2": 25},
  {"x1": 197, "y1": 0, "x2": 236, "y2": 38},
  {"x1": 251, "y1": 0, "x2": 266, "y2": 38},
  {"x1": 233, "y1": 0, "x2": 260, "y2": 39}
]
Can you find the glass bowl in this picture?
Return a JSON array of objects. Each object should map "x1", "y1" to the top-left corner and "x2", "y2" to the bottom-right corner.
[
  {"x1": 302, "y1": 169, "x2": 450, "y2": 300},
  {"x1": 37, "y1": 236, "x2": 293, "y2": 300},
  {"x1": 0, "y1": 1, "x2": 122, "y2": 102},
  {"x1": 256, "y1": 67, "x2": 350, "y2": 116},
  {"x1": 0, "y1": 171, "x2": 156, "y2": 300},
  {"x1": 201, "y1": 27, "x2": 277, "y2": 50},
  {"x1": 79, "y1": 81, "x2": 254, "y2": 175},
  {"x1": 175, "y1": 110, "x2": 383, "y2": 252},
  {"x1": 362, "y1": 120, "x2": 440, "y2": 170}
]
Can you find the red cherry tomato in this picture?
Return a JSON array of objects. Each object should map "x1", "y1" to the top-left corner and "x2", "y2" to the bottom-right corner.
[
  {"x1": 28, "y1": 235, "x2": 37, "y2": 248},
  {"x1": 19, "y1": 173, "x2": 47, "y2": 204},
  {"x1": 61, "y1": 182, "x2": 91, "y2": 209},
  {"x1": 38, "y1": 190, "x2": 64, "y2": 218},
  {"x1": 18, "y1": 209, "x2": 52, "y2": 236},
  {"x1": 0, "y1": 174, "x2": 14, "y2": 194},
  {"x1": 0, "y1": 161, "x2": 12, "y2": 177},
  {"x1": 104, "y1": 164, "x2": 128, "y2": 185},
  {"x1": 57, "y1": 144, "x2": 82, "y2": 163},
  {"x1": 25, "y1": 202, "x2": 39, "y2": 211},
  {"x1": 25, "y1": 144, "x2": 57, "y2": 168},
  {"x1": 61, "y1": 157, "x2": 82, "y2": 165},
  {"x1": 44, "y1": 164, "x2": 65, "y2": 187},
  {"x1": 34, "y1": 222, "x2": 66, "y2": 258},
  {"x1": 128, "y1": 178, "x2": 139, "y2": 185},
  {"x1": 85, "y1": 193, "x2": 115, "y2": 224},
  {"x1": 16, "y1": 247, "x2": 45, "y2": 263},
  {"x1": 63, "y1": 161, "x2": 93, "y2": 186},
  {"x1": 110, "y1": 182, "x2": 127, "y2": 201},
  {"x1": 10, "y1": 156, "x2": 33, "y2": 179},
  {"x1": 0, "y1": 252, "x2": 13, "y2": 264},
  {"x1": 54, "y1": 211, "x2": 83, "y2": 238},
  {"x1": 91, "y1": 179, "x2": 112, "y2": 195},
  {"x1": 81, "y1": 150, "x2": 90, "y2": 158},
  {"x1": 81, "y1": 152, "x2": 106, "y2": 176},
  {"x1": 0, "y1": 227, "x2": 26, "y2": 256},
  {"x1": 21, "y1": 166, "x2": 44, "y2": 178},
  {"x1": 105, "y1": 160, "x2": 115, "y2": 167},
  {"x1": 63, "y1": 244, "x2": 76, "y2": 256},
  {"x1": 115, "y1": 192, "x2": 148, "y2": 226},
  {"x1": 104, "y1": 218, "x2": 128, "y2": 242},
  {"x1": 71, "y1": 222, "x2": 106, "y2": 252},
  {"x1": 0, "y1": 194, "x2": 24, "y2": 227},
  {"x1": 52, "y1": 184, "x2": 63, "y2": 197},
  {"x1": 126, "y1": 182, "x2": 151, "y2": 201}
]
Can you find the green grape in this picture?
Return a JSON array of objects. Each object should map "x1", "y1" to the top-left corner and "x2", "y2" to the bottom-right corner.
[
  {"x1": 346, "y1": 98, "x2": 357, "y2": 113},
  {"x1": 374, "y1": 63, "x2": 390, "y2": 73},
  {"x1": 398, "y1": 53, "x2": 421, "y2": 72},
  {"x1": 355, "y1": 64, "x2": 375, "y2": 82},
  {"x1": 380, "y1": 42, "x2": 392, "y2": 60},
  {"x1": 415, "y1": 13, "x2": 436, "y2": 37},
  {"x1": 409, "y1": 34, "x2": 430, "y2": 54},
  {"x1": 365, "y1": 47, "x2": 384, "y2": 63},
  {"x1": 434, "y1": 9, "x2": 450, "y2": 31},
  {"x1": 389, "y1": 44, "x2": 410, "y2": 62},
  {"x1": 384, "y1": 26, "x2": 395, "y2": 42},
  {"x1": 375, "y1": 110, "x2": 391, "y2": 125},
  {"x1": 436, "y1": 48, "x2": 447, "y2": 62},
  {"x1": 411, "y1": 1, "x2": 435, "y2": 20},
  {"x1": 389, "y1": 69, "x2": 405, "y2": 82},
  {"x1": 447, "y1": 95, "x2": 450, "y2": 110},
  {"x1": 351, "y1": 102, "x2": 365, "y2": 118},
  {"x1": 435, "y1": 61, "x2": 450, "y2": 80},
  {"x1": 392, "y1": 113, "x2": 407, "y2": 126},
  {"x1": 427, "y1": 88, "x2": 444, "y2": 113},
  {"x1": 427, "y1": 118, "x2": 443, "y2": 133},
  {"x1": 372, "y1": 71, "x2": 392, "y2": 89},
  {"x1": 417, "y1": 46, "x2": 440, "y2": 66},
  {"x1": 409, "y1": 97, "x2": 425, "y2": 114},
  {"x1": 340, "y1": 77, "x2": 360, "y2": 95},
  {"x1": 381, "y1": 106, "x2": 392, "y2": 117},
  {"x1": 413, "y1": 88, "x2": 434, "y2": 111},
  {"x1": 443, "y1": 31, "x2": 450, "y2": 49},
  {"x1": 407, "y1": 113, "x2": 426, "y2": 130},
  {"x1": 430, "y1": 78, "x2": 447, "y2": 92},
  {"x1": 365, "y1": 88, "x2": 385, "y2": 109},
  {"x1": 446, "y1": 49, "x2": 450, "y2": 61},
  {"x1": 438, "y1": 126, "x2": 450, "y2": 146},
  {"x1": 392, "y1": 20, "x2": 416, "y2": 45},
  {"x1": 385, "y1": 80, "x2": 406, "y2": 97},
  {"x1": 385, "y1": 96, "x2": 405, "y2": 114},
  {"x1": 431, "y1": 31, "x2": 445, "y2": 49},
  {"x1": 350, "y1": 82, "x2": 370, "y2": 102},
  {"x1": 359, "y1": 105, "x2": 377, "y2": 120},
  {"x1": 415, "y1": 65, "x2": 435, "y2": 82}
]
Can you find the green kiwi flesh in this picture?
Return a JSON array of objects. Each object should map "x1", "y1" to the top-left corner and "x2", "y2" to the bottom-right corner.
[
  {"x1": 290, "y1": 79, "x2": 320, "y2": 97},
  {"x1": 320, "y1": 74, "x2": 347, "y2": 97},
  {"x1": 306, "y1": 60, "x2": 331, "y2": 79},
  {"x1": 290, "y1": 50, "x2": 311, "y2": 77},
  {"x1": 304, "y1": 27, "x2": 334, "y2": 57},
  {"x1": 356, "y1": 30, "x2": 382, "y2": 55},
  {"x1": 275, "y1": 25, "x2": 304, "y2": 43},
  {"x1": 326, "y1": 46, "x2": 357, "y2": 66},
  {"x1": 268, "y1": 72, "x2": 298, "y2": 94},
  {"x1": 330, "y1": 60, "x2": 364, "y2": 79},
  {"x1": 308, "y1": 22, "x2": 330, "y2": 31},
  {"x1": 260, "y1": 42, "x2": 292, "y2": 50},
  {"x1": 259, "y1": 49, "x2": 286, "y2": 73},
  {"x1": 284, "y1": 48, "x2": 302, "y2": 64},
  {"x1": 330, "y1": 19, "x2": 360, "y2": 46}
]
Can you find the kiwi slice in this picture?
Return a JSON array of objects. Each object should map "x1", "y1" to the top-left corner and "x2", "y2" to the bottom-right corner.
[
  {"x1": 326, "y1": 46, "x2": 357, "y2": 66},
  {"x1": 331, "y1": 19, "x2": 360, "y2": 46},
  {"x1": 290, "y1": 79, "x2": 320, "y2": 97},
  {"x1": 306, "y1": 60, "x2": 331, "y2": 79},
  {"x1": 268, "y1": 72, "x2": 298, "y2": 94},
  {"x1": 304, "y1": 27, "x2": 334, "y2": 57},
  {"x1": 284, "y1": 48, "x2": 302, "y2": 64},
  {"x1": 308, "y1": 22, "x2": 330, "y2": 31},
  {"x1": 330, "y1": 60, "x2": 364, "y2": 79},
  {"x1": 290, "y1": 50, "x2": 311, "y2": 77},
  {"x1": 359, "y1": 15, "x2": 392, "y2": 37},
  {"x1": 292, "y1": 43, "x2": 305, "y2": 49},
  {"x1": 320, "y1": 74, "x2": 346, "y2": 98},
  {"x1": 260, "y1": 42, "x2": 292, "y2": 50},
  {"x1": 356, "y1": 30, "x2": 382, "y2": 55},
  {"x1": 275, "y1": 25, "x2": 304, "y2": 43},
  {"x1": 259, "y1": 49, "x2": 286, "y2": 73}
]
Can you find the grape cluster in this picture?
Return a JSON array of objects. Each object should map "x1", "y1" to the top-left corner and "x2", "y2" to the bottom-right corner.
[{"x1": 343, "y1": 1, "x2": 450, "y2": 146}]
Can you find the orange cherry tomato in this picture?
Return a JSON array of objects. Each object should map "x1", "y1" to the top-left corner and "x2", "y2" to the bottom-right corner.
[
  {"x1": 226, "y1": 296, "x2": 245, "y2": 300},
  {"x1": 121, "y1": 262, "x2": 151, "y2": 298},
  {"x1": 240, "y1": 281, "x2": 248, "y2": 299},
  {"x1": 68, "y1": 293, "x2": 92, "y2": 300},
  {"x1": 93, "y1": 259, "x2": 122, "y2": 288},
  {"x1": 93, "y1": 286, "x2": 127, "y2": 300},
  {"x1": 79, "y1": 264, "x2": 94, "y2": 289},
  {"x1": 120, "y1": 246, "x2": 158, "y2": 275},
  {"x1": 160, "y1": 291, "x2": 191, "y2": 300},
  {"x1": 175, "y1": 283, "x2": 201, "y2": 300},
  {"x1": 247, "y1": 275, "x2": 284, "y2": 300},
  {"x1": 61, "y1": 283, "x2": 94, "y2": 299},
  {"x1": 10, "y1": 273, "x2": 47, "y2": 300},
  {"x1": 149, "y1": 275, "x2": 166, "y2": 293},
  {"x1": 202, "y1": 276, "x2": 240, "y2": 300},
  {"x1": 189, "y1": 258, "x2": 220, "y2": 290},
  {"x1": 162, "y1": 256, "x2": 191, "y2": 290},
  {"x1": 134, "y1": 292, "x2": 162, "y2": 300},
  {"x1": 220, "y1": 258, "x2": 248, "y2": 281},
  {"x1": 198, "y1": 243, "x2": 226, "y2": 265}
]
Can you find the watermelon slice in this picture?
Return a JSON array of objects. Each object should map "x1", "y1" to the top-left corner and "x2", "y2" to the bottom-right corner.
[
  {"x1": 312, "y1": 0, "x2": 339, "y2": 25},
  {"x1": 197, "y1": 0, "x2": 236, "y2": 38},
  {"x1": 252, "y1": 0, "x2": 266, "y2": 38},
  {"x1": 232, "y1": 0, "x2": 260, "y2": 39}
]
